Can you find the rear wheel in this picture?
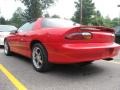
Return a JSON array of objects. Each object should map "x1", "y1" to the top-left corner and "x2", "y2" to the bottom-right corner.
[
  {"x1": 4, "y1": 40, "x2": 12, "y2": 56},
  {"x1": 82, "y1": 61, "x2": 93, "y2": 65},
  {"x1": 31, "y1": 43, "x2": 51, "y2": 72}
]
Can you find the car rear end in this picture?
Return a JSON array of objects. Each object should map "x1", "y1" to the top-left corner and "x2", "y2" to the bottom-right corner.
[
  {"x1": 46, "y1": 26, "x2": 120, "y2": 64},
  {"x1": 0, "y1": 32, "x2": 7, "y2": 45},
  {"x1": 40, "y1": 18, "x2": 120, "y2": 64}
]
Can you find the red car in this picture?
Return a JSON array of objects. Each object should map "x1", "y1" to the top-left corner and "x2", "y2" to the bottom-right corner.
[{"x1": 4, "y1": 18, "x2": 120, "y2": 72}]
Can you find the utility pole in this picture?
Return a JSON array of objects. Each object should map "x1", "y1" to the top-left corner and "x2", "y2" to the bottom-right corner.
[
  {"x1": 80, "y1": 0, "x2": 83, "y2": 24},
  {"x1": 118, "y1": 5, "x2": 120, "y2": 25}
]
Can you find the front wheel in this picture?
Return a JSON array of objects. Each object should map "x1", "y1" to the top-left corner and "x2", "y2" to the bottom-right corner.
[
  {"x1": 31, "y1": 43, "x2": 51, "y2": 72},
  {"x1": 4, "y1": 40, "x2": 12, "y2": 56}
]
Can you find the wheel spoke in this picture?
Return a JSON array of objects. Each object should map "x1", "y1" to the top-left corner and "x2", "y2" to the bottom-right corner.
[
  {"x1": 38, "y1": 58, "x2": 43, "y2": 64},
  {"x1": 36, "y1": 60, "x2": 40, "y2": 66},
  {"x1": 36, "y1": 55, "x2": 43, "y2": 64}
]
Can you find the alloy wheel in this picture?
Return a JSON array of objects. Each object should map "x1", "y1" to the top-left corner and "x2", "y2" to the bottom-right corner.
[{"x1": 32, "y1": 47, "x2": 43, "y2": 69}]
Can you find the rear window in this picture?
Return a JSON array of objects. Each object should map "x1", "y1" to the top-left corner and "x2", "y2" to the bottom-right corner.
[
  {"x1": 0, "y1": 25, "x2": 17, "y2": 32},
  {"x1": 42, "y1": 18, "x2": 80, "y2": 28}
]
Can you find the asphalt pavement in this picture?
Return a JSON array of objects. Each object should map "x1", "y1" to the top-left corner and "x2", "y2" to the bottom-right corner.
[{"x1": 0, "y1": 47, "x2": 120, "y2": 90}]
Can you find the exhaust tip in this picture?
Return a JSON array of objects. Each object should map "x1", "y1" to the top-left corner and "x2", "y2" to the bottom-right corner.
[{"x1": 103, "y1": 58, "x2": 113, "y2": 61}]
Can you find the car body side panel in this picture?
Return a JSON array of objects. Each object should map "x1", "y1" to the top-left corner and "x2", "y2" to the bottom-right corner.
[{"x1": 7, "y1": 34, "x2": 21, "y2": 53}]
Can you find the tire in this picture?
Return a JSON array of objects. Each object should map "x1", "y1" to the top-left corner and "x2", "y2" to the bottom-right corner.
[
  {"x1": 31, "y1": 43, "x2": 51, "y2": 72},
  {"x1": 4, "y1": 40, "x2": 12, "y2": 56},
  {"x1": 83, "y1": 61, "x2": 93, "y2": 65}
]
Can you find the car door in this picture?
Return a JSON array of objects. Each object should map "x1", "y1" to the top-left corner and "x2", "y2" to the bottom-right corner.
[
  {"x1": 7, "y1": 31, "x2": 20, "y2": 53},
  {"x1": 16, "y1": 22, "x2": 35, "y2": 56}
]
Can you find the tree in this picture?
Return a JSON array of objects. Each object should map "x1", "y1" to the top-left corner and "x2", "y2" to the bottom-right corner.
[
  {"x1": 44, "y1": 13, "x2": 50, "y2": 17},
  {"x1": 72, "y1": 0, "x2": 95, "y2": 25},
  {"x1": 9, "y1": 7, "x2": 25, "y2": 27},
  {"x1": 91, "y1": 11, "x2": 104, "y2": 26},
  {"x1": 18, "y1": 0, "x2": 55, "y2": 21},
  {"x1": 0, "y1": 17, "x2": 6, "y2": 24},
  {"x1": 111, "y1": 18, "x2": 120, "y2": 27},
  {"x1": 51, "y1": 14, "x2": 60, "y2": 18},
  {"x1": 102, "y1": 16, "x2": 113, "y2": 28}
]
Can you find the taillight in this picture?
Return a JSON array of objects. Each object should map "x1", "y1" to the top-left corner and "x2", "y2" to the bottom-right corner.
[{"x1": 65, "y1": 32, "x2": 92, "y2": 40}]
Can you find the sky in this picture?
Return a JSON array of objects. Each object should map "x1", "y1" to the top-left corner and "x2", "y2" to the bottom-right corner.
[{"x1": 0, "y1": 0, "x2": 120, "y2": 19}]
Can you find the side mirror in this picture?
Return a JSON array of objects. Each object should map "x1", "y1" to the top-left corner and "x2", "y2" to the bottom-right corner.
[{"x1": 10, "y1": 30, "x2": 18, "y2": 34}]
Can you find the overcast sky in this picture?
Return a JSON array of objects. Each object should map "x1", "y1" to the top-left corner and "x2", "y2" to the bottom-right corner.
[{"x1": 0, "y1": 0, "x2": 120, "y2": 19}]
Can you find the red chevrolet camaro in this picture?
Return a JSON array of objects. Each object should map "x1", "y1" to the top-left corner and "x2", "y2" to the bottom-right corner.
[{"x1": 4, "y1": 18, "x2": 120, "y2": 72}]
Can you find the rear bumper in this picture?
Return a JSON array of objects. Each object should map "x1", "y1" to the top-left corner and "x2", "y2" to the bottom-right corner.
[{"x1": 47, "y1": 43, "x2": 120, "y2": 64}]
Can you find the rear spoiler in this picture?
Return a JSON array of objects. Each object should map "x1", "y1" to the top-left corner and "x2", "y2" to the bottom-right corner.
[{"x1": 79, "y1": 25, "x2": 114, "y2": 33}]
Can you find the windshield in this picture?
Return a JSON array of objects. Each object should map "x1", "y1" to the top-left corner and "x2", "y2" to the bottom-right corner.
[
  {"x1": 0, "y1": 25, "x2": 17, "y2": 32},
  {"x1": 42, "y1": 18, "x2": 80, "y2": 28}
]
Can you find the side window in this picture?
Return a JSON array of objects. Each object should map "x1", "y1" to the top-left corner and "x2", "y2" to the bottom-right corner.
[{"x1": 18, "y1": 22, "x2": 34, "y2": 32}]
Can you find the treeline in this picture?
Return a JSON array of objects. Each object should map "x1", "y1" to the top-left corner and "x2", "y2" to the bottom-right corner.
[
  {"x1": 71, "y1": 0, "x2": 120, "y2": 28},
  {"x1": 0, "y1": 0, "x2": 119, "y2": 28}
]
